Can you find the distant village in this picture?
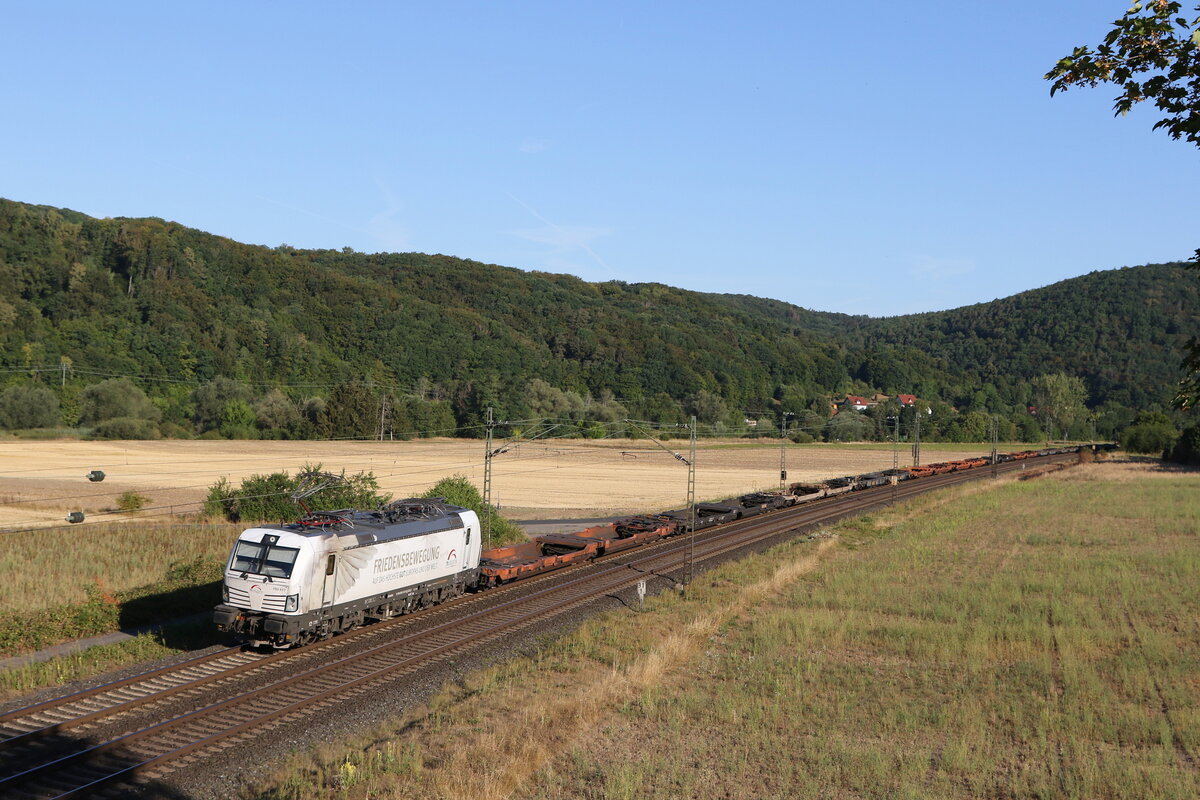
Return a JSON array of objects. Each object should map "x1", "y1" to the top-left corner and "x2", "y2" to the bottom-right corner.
[
  {"x1": 830, "y1": 395, "x2": 1041, "y2": 418},
  {"x1": 743, "y1": 394, "x2": 933, "y2": 429},
  {"x1": 832, "y1": 394, "x2": 923, "y2": 414}
]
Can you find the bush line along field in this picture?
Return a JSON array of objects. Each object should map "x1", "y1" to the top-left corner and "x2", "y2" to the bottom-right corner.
[{"x1": 249, "y1": 461, "x2": 1200, "y2": 800}]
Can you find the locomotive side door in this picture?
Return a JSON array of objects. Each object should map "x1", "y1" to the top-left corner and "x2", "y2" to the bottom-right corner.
[{"x1": 320, "y1": 553, "x2": 337, "y2": 610}]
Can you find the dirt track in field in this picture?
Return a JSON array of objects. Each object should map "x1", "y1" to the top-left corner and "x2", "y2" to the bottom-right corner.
[{"x1": 0, "y1": 438, "x2": 1006, "y2": 528}]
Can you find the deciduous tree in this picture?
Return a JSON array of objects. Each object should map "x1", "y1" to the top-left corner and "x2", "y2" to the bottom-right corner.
[
  {"x1": 0, "y1": 383, "x2": 59, "y2": 429},
  {"x1": 191, "y1": 377, "x2": 250, "y2": 434},
  {"x1": 79, "y1": 379, "x2": 160, "y2": 425},
  {"x1": 1031, "y1": 374, "x2": 1088, "y2": 440}
]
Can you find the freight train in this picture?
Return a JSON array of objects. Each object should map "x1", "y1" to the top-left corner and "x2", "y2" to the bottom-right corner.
[{"x1": 214, "y1": 446, "x2": 1086, "y2": 648}]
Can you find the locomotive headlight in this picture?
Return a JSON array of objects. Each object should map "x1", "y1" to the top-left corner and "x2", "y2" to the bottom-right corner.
[
  {"x1": 284, "y1": 594, "x2": 299, "y2": 612},
  {"x1": 221, "y1": 585, "x2": 229, "y2": 603}
]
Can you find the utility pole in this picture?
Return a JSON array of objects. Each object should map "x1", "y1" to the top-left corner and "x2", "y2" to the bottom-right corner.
[
  {"x1": 483, "y1": 406, "x2": 495, "y2": 549},
  {"x1": 779, "y1": 411, "x2": 793, "y2": 488},
  {"x1": 378, "y1": 395, "x2": 388, "y2": 442},
  {"x1": 911, "y1": 414, "x2": 921, "y2": 467}
]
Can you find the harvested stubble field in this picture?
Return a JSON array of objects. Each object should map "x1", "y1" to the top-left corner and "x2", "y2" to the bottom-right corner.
[
  {"x1": 253, "y1": 459, "x2": 1200, "y2": 800},
  {"x1": 0, "y1": 437, "x2": 1007, "y2": 527}
]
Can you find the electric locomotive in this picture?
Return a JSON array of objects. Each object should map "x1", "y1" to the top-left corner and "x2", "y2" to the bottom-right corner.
[{"x1": 214, "y1": 498, "x2": 481, "y2": 648}]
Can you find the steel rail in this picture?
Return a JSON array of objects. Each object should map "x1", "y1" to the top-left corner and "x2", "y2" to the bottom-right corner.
[
  {"x1": 0, "y1": 646, "x2": 242, "y2": 727},
  {"x1": 0, "y1": 647, "x2": 257, "y2": 746}
]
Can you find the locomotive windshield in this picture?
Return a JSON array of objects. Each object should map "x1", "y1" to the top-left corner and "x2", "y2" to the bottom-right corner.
[{"x1": 230, "y1": 541, "x2": 299, "y2": 578}]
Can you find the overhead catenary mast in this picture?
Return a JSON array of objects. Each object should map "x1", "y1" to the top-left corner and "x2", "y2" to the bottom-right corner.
[
  {"x1": 483, "y1": 406, "x2": 495, "y2": 549},
  {"x1": 687, "y1": 415, "x2": 696, "y2": 586},
  {"x1": 779, "y1": 411, "x2": 793, "y2": 488},
  {"x1": 624, "y1": 416, "x2": 696, "y2": 588},
  {"x1": 911, "y1": 414, "x2": 921, "y2": 467}
]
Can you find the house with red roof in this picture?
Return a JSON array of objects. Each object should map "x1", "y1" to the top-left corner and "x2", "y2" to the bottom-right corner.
[{"x1": 839, "y1": 395, "x2": 874, "y2": 412}]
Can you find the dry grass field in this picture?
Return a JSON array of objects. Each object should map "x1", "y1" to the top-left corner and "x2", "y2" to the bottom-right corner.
[
  {"x1": 250, "y1": 460, "x2": 1200, "y2": 800},
  {"x1": 0, "y1": 437, "x2": 1010, "y2": 530}
]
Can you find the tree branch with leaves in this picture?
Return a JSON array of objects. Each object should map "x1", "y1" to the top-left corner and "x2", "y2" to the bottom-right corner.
[{"x1": 1046, "y1": 2, "x2": 1200, "y2": 144}]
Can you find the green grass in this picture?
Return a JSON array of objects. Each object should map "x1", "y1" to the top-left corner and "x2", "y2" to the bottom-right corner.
[
  {"x1": 0, "y1": 521, "x2": 239, "y2": 657},
  {"x1": 0, "y1": 619, "x2": 222, "y2": 700},
  {"x1": 244, "y1": 462, "x2": 1199, "y2": 800},
  {"x1": 0, "y1": 521, "x2": 240, "y2": 613},
  {"x1": 0, "y1": 554, "x2": 227, "y2": 656}
]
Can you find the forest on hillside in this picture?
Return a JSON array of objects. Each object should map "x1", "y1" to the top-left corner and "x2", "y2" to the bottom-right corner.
[{"x1": 0, "y1": 198, "x2": 1196, "y2": 449}]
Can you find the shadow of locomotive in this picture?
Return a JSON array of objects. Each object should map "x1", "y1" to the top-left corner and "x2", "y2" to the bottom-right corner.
[
  {"x1": 116, "y1": 580, "x2": 230, "y2": 651},
  {"x1": 0, "y1": 723, "x2": 209, "y2": 798}
]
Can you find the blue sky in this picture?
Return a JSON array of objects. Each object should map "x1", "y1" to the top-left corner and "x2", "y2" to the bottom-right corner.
[{"x1": 3, "y1": 1, "x2": 1196, "y2": 316}]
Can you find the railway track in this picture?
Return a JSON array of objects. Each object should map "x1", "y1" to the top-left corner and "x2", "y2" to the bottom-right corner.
[{"x1": 0, "y1": 452, "x2": 1078, "y2": 798}]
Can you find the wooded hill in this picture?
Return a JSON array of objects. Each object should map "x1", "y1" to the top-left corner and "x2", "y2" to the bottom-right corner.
[{"x1": 0, "y1": 198, "x2": 1196, "y2": 442}]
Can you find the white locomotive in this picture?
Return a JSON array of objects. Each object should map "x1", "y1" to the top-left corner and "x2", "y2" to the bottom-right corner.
[{"x1": 213, "y1": 499, "x2": 482, "y2": 648}]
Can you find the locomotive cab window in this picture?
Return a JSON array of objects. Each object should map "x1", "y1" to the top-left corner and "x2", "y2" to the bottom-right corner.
[{"x1": 230, "y1": 541, "x2": 300, "y2": 579}]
